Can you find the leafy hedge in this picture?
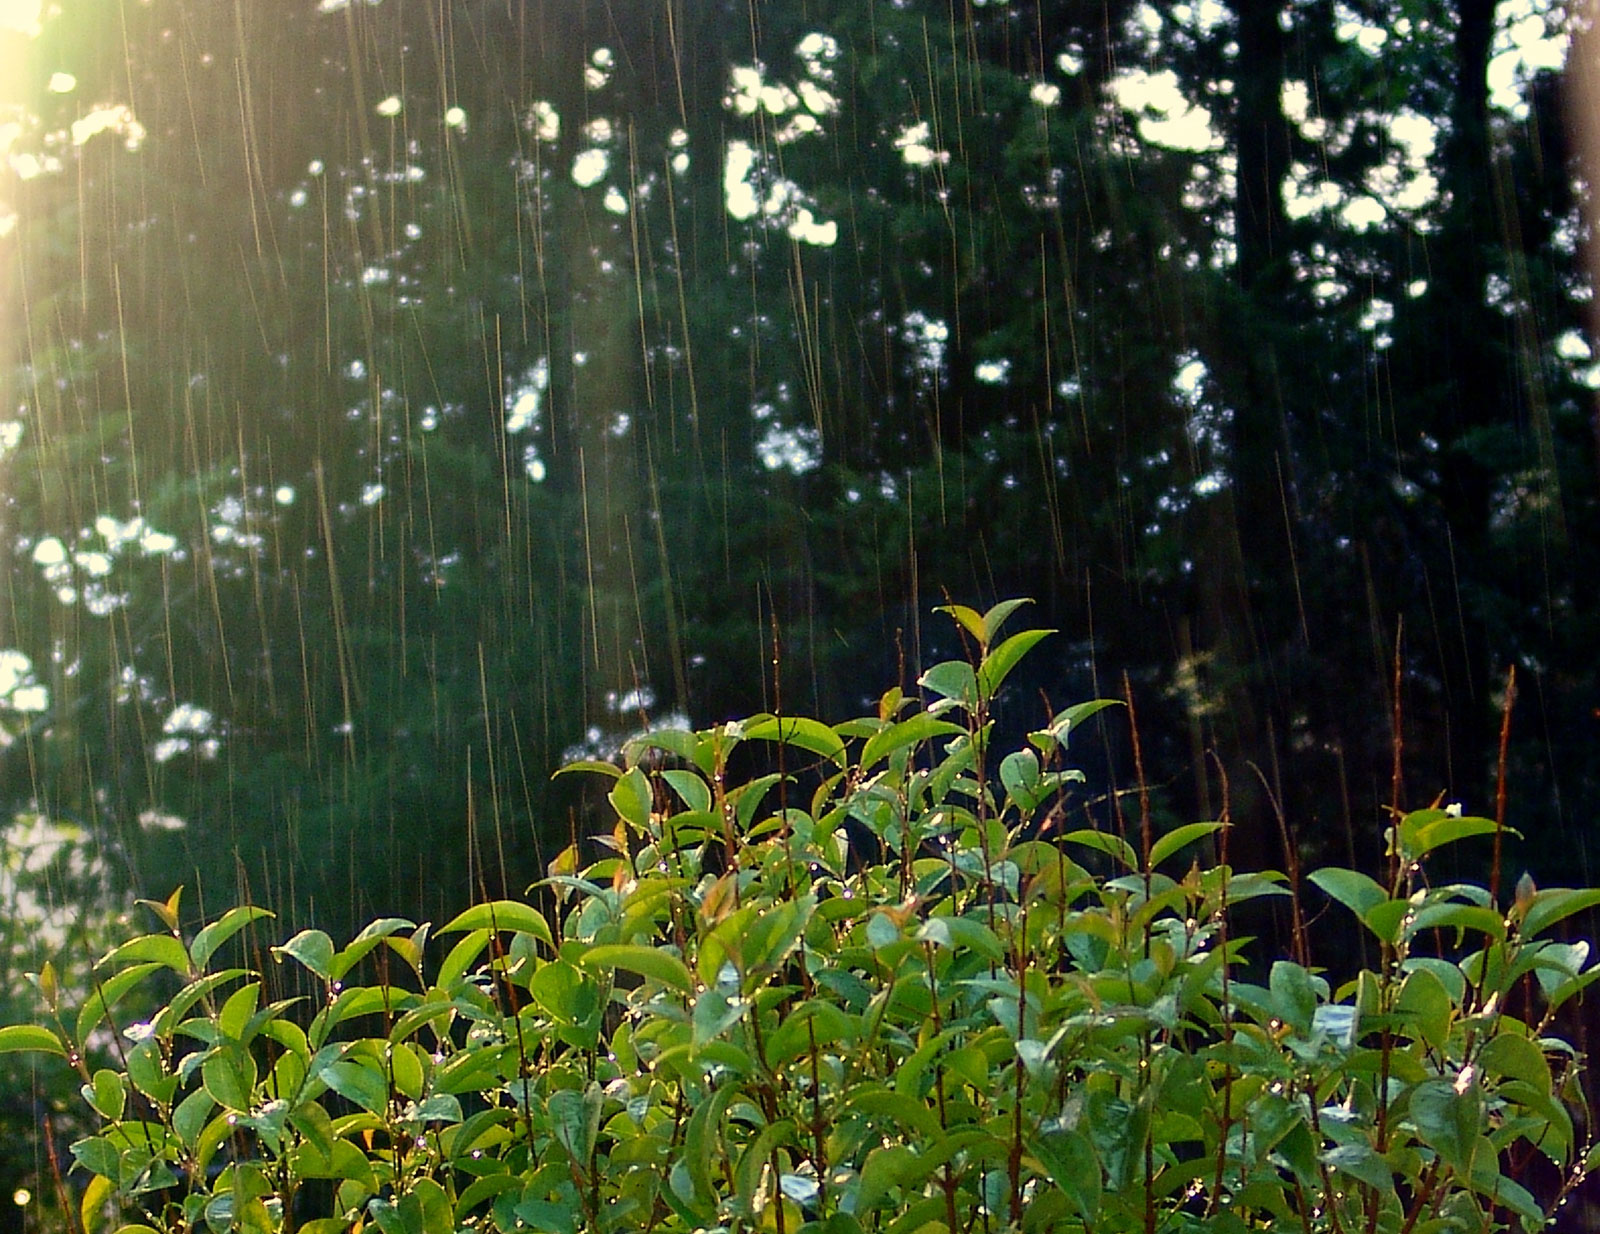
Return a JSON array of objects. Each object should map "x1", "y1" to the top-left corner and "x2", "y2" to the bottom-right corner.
[{"x1": 3, "y1": 601, "x2": 1596, "y2": 1233}]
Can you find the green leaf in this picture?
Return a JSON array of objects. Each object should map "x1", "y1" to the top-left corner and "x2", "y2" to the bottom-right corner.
[
  {"x1": 99, "y1": 933, "x2": 190, "y2": 975},
  {"x1": 407, "y1": 1094, "x2": 463, "y2": 1126},
  {"x1": 437, "y1": 929, "x2": 491, "y2": 988},
  {"x1": 1465, "y1": 1166, "x2": 1543, "y2": 1227},
  {"x1": 742, "y1": 715, "x2": 847, "y2": 766},
  {"x1": 980, "y1": 598, "x2": 1034, "y2": 646},
  {"x1": 1000, "y1": 749, "x2": 1045, "y2": 812},
  {"x1": 738, "y1": 895, "x2": 814, "y2": 985},
  {"x1": 70, "y1": 1136, "x2": 122, "y2": 1180},
  {"x1": 1268, "y1": 961, "x2": 1318, "y2": 1035},
  {"x1": 1046, "y1": 699, "x2": 1122, "y2": 747},
  {"x1": 552, "y1": 758, "x2": 622, "y2": 781},
  {"x1": 976, "y1": 628, "x2": 1054, "y2": 700},
  {"x1": 289, "y1": 1100, "x2": 335, "y2": 1160},
  {"x1": 81, "y1": 1069, "x2": 126, "y2": 1121},
  {"x1": 1149, "y1": 821, "x2": 1224, "y2": 868},
  {"x1": 1520, "y1": 888, "x2": 1600, "y2": 939},
  {"x1": 547, "y1": 1083, "x2": 603, "y2": 1164},
  {"x1": 1478, "y1": 1033, "x2": 1551, "y2": 1095},
  {"x1": 218, "y1": 982, "x2": 261, "y2": 1041},
  {"x1": 622, "y1": 727, "x2": 712, "y2": 776},
  {"x1": 858, "y1": 713, "x2": 965, "y2": 770},
  {"x1": 577, "y1": 943, "x2": 694, "y2": 995},
  {"x1": 202, "y1": 1044, "x2": 258, "y2": 1112},
  {"x1": 1031, "y1": 1127, "x2": 1101, "y2": 1223},
  {"x1": 935, "y1": 603, "x2": 987, "y2": 643},
  {"x1": 1408, "y1": 902, "x2": 1506, "y2": 942},
  {"x1": 609, "y1": 766, "x2": 653, "y2": 829},
  {"x1": 679, "y1": 1082, "x2": 736, "y2": 1211},
  {"x1": 1395, "y1": 967, "x2": 1453, "y2": 1050},
  {"x1": 918, "y1": 660, "x2": 977, "y2": 709},
  {"x1": 1320, "y1": 1143, "x2": 1394, "y2": 1191},
  {"x1": 439, "y1": 900, "x2": 554, "y2": 950},
  {"x1": 274, "y1": 930, "x2": 336, "y2": 980},
  {"x1": 1062, "y1": 828, "x2": 1137, "y2": 869},
  {"x1": 1308, "y1": 868, "x2": 1391, "y2": 937},
  {"x1": 1411, "y1": 1077, "x2": 1481, "y2": 1172},
  {"x1": 854, "y1": 1144, "x2": 933, "y2": 1213},
  {"x1": 77, "y1": 962, "x2": 166, "y2": 1045},
  {"x1": 915, "y1": 915, "x2": 1006, "y2": 963},
  {"x1": 0, "y1": 1024, "x2": 66, "y2": 1056},
  {"x1": 662, "y1": 769, "x2": 711, "y2": 813},
  {"x1": 172, "y1": 1090, "x2": 215, "y2": 1150},
  {"x1": 529, "y1": 960, "x2": 600, "y2": 1026},
  {"x1": 190, "y1": 906, "x2": 274, "y2": 970},
  {"x1": 841, "y1": 1086, "x2": 942, "y2": 1139},
  {"x1": 320, "y1": 1058, "x2": 389, "y2": 1115},
  {"x1": 1395, "y1": 810, "x2": 1510, "y2": 861}
]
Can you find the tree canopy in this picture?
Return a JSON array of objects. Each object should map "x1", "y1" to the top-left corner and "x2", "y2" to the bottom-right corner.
[{"x1": 0, "y1": 0, "x2": 1594, "y2": 948}]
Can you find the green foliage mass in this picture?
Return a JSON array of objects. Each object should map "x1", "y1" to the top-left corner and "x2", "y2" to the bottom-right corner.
[{"x1": 5, "y1": 608, "x2": 1594, "y2": 1233}]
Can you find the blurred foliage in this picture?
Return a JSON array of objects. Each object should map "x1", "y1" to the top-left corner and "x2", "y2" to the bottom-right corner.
[{"x1": 0, "y1": 0, "x2": 1593, "y2": 1024}]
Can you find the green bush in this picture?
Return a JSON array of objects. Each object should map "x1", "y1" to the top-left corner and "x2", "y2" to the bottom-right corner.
[{"x1": 3, "y1": 601, "x2": 1596, "y2": 1233}]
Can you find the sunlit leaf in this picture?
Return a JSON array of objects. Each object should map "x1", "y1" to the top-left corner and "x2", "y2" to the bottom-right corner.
[
  {"x1": 0, "y1": 1024, "x2": 66, "y2": 1057},
  {"x1": 742, "y1": 715, "x2": 847, "y2": 766},
  {"x1": 578, "y1": 943, "x2": 694, "y2": 995},
  {"x1": 190, "y1": 906, "x2": 274, "y2": 970},
  {"x1": 439, "y1": 900, "x2": 554, "y2": 950}
]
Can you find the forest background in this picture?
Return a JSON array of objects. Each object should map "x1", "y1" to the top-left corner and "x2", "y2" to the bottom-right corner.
[{"x1": 0, "y1": 0, "x2": 1597, "y2": 1216}]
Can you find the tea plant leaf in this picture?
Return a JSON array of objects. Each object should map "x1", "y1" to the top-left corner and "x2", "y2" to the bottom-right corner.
[
  {"x1": 980, "y1": 598, "x2": 1034, "y2": 645},
  {"x1": 915, "y1": 914, "x2": 1006, "y2": 963},
  {"x1": 439, "y1": 900, "x2": 554, "y2": 950},
  {"x1": 547, "y1": 1083, "x2": 603, "y2": 1164},
  {"x1": 1062, "y1": 828, "x2": 1138, "y2": 869},
  {"x1": 579, "y1": 943, "x2": 695, "y2": 995},
  {"x1": 82, "y1": 1069, "x2": 125, "y2": 1121},
  {"x1": 1308, "y1": 867, "x2": 1394, "y2": 940},
  {"x1": 319, "y1": 1058, "x2": 389, "y2": 1115},
  {"x1": 188, "y1": 905, "x2": 274, "y2": 970},
  {"x1": 1478, "y1": 1033, "x2": 1552, "y2": 1094},
  {"x1": 0, "y1": 1024, "x2": 66, "y2": 1056},
  {"x1": 1148, "y1": 821, "x2": 1224, "y2": 868},
  {"x1": 1030, "y1": 1127, "x2": 1101, "y2": 1222},
  {"x1": 80, "y1": 1177, "x2": 116, "y2": 1233},
  {"x1": 1465, "y1": 1167, "x2": 1544, "y2": 1227},
  {"x1": 1395, "y1": 809, "x2": 1510, "y2": 861},
  {"x1": 742, "y1": 715, "x2": 847, "y2": 766},
  {"x1": 609, "y1": 766, "x2": 653, "y2": 829},
  {"x1": 1046, "y1": 699, "x2": 1123, "y2": 747},
  {"x1": 662, "y1": 768, "x2": 711, "y2": 813},
  {"x1": 552, "y1": 758, "x2": 622, "y2": 781},
  {"x1": 1411, "y1": 1077, "x2": 1482, "y2": 1172},
  {"x1": 858, "y1": 713, "x2": 964, "y2": 770},
  {"x1": 918, "y1": 660, "x2": 977, "y2": 710},
  {"x1": 854, "y1": 1144, "x2": 934, "y2": 1214},
  {"x1": 202, "y1": 1044, "x2": 258, "y2": 1112},
  {"x1": 1000, "y1": 748, "x2": 1045, "y2": 812},
  {"x1": 623, "y1": 727, "x2": 712, "y2": 776},
  {"x1": 976, "y1": 628, "x2": 1054, "y2": 700},
  {"x1": 1407, "y1": 902, "x2": 1506, "y2": 942},
  {"x1": 77, "y1": 961, "x2": 166, "y2": 1045},
  {"x1": 99, "y1": 933, "x2": 191, "y2": 975},
  {"x1": 934, "y1": 602, "x2": 986, "y2": 643},
  {"x1": 274, "y1": 929, "x2": 336, "y2": 980},
  {"x1": 1320, "y1": 1143, "x2": 1395, "y2": 1191},
  {"x1": 1395, "y1": 967, "x2": 1453, "y2": 1050},
  {"x1": 1519, "y1": 887, "x2": 1600, "y2": 939}
]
